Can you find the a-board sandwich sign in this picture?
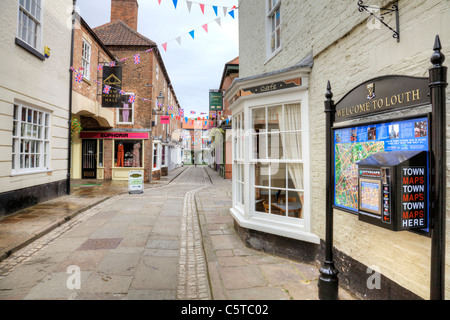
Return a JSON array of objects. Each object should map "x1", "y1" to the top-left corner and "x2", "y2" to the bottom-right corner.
[{"x1": 128, "y1": 170, "x2": 144, "y2": 194}]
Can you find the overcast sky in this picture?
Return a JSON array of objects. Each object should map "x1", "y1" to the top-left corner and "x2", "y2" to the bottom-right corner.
[{"x1": 76, "y1": 0, "x2": 239, "y2": 115}]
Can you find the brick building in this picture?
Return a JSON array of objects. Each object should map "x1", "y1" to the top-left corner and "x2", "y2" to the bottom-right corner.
[
  {"x1": 73, "y1": 0, "x2": 182, "y2": 182},
  {"x1": 70, "y1": 15, "x2": 116, "y2": 181}
]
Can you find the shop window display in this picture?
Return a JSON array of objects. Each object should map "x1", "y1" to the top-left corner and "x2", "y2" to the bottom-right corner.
[{"x1": 114, "y1": 140, "x2": 142, "y2": 168}]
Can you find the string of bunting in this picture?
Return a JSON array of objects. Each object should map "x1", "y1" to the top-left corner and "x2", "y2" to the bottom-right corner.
[{"x1": 70, "y1": 4, "x2": 238, "y2": 120}]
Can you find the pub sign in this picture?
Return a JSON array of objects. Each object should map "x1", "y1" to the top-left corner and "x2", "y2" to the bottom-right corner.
[{"x1": 102, "y1": 66, "x2": 123, "y2": 108}]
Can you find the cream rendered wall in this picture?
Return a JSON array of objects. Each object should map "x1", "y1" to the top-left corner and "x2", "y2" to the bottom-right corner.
[
  {"x1": 0, "y1": 0, "x2": 73, "y2": 192},
  {"x1": 238, "y1": 0, "x2": 450, "y2": 299}
]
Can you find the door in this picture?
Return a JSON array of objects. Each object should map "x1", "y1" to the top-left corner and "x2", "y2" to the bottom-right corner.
[{"x1": 82, "y1": 139, "x2": 97, "y2": 179}]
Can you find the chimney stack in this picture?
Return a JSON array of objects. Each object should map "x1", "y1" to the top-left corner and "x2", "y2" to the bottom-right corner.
[{"x1": 111, "y1": 0, "x2": 139, "y2": 31}]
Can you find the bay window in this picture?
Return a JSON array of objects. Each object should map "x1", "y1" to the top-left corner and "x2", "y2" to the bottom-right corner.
[{"x1": 252, "y1": 103, "x2": 304, "y2": 219}]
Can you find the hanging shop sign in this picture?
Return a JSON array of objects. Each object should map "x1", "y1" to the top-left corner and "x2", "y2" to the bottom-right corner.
[
  {"x1": 209, "y1": 90, "x2": 223, "y2": 111},
  {"x1": 80, "y1": 132, "x2": 149, "y2": 140},
  {"x1": 128, "y1": 170, "x2": 144, "y2": 194},
  {"x1": 334, "y1": 75, "x2": 430, "y2": 123},
  {"x1": 160, "y1": 116, "x2": 171, "y2": 124},
  {"x1": 102, "y1": 66, "x2": 123, "y2": 108}
]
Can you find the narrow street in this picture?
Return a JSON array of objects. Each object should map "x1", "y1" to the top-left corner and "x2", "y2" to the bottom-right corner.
[{"x1": 0, "y1": 166, "x2": 345, "y2": 300}]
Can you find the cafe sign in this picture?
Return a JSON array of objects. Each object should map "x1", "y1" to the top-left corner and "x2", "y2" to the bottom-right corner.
[{"x1": 334, "y1": 75, "x2": 430, "y2": 123}]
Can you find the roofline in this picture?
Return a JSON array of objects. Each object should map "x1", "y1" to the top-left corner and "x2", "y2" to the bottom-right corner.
[{"x1": 78, "y1": 14, "x2": 116, "y2": 61}]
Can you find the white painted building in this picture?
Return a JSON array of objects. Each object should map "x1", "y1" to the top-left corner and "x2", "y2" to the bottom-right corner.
[
  {"x1": 227, "y1": 0, "x2": 450, "y2": 299},
  {"x1": 0, "y1": 0, "x2": 73, "y2": 215}
]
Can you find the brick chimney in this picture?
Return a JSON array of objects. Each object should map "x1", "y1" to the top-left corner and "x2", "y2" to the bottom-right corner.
[{"x1": 111, "y1": 0, "x2": 139, "y2": 31}]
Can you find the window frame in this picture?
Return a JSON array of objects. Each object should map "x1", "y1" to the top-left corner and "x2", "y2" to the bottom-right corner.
[
  {"x1": 12, "y1": 103, "x2": 51, "y2": 175},
  {"x1": 81, "y1": 39, "x2": 91, "y2": 80},
  {"x1": 250, "y1": 104, "x2": 304, "y2": 220},
  {"x1": 117, "y1": 92, "x2": 135, "y2": 124},
  {"x1": 266, "y1": 0, "x2": 282, "y2": 61},
  {"x1": 17, "y1": 0, "x2": 43, "y2": 52}
]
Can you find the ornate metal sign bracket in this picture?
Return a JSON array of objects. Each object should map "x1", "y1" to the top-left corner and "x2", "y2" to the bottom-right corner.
[{"x1": 358, "y1": 0, "x2": 400, "y2": 42}]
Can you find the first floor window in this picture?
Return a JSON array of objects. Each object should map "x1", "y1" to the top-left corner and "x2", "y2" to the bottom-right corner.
[
  {"x1": 267, "y1": 0, "x2": 281, "y2": 56},
  {"x1": 18, "y1": 0, "x2": 42, "y2": 50},
  {"x1": 117, "y1": 93, "x2": 134, "y2": 124},
  {"x1": 12, "y1": 103, "x2": 50, "y2": 173},
  {"x1": 114, "y1": 140, "x2": 142, "y2": 168},
  {"x1": 82, "y1": 39, "x2": 91, "y2": 80}
]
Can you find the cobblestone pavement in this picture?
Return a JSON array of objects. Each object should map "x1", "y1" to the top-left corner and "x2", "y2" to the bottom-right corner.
[
  {"x1": 0, "y1": 166, "x2": 354, "y2": 300},
  {"x1": 0, "y1": 166, "x2": 212, "y2": 300}
]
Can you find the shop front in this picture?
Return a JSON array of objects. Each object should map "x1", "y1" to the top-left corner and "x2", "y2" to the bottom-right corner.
[{"x1": 77, "y1": 131, "x2": 151, "y2": 182}]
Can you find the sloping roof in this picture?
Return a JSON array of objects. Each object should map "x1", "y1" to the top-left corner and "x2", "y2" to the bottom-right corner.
[{"x1": 93, "y1": 20, "x2": 156, "y2": 47}]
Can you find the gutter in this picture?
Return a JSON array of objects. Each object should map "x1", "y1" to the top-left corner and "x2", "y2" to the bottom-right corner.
[{"x1": 67, "y1": 0, "x2": 77, "y2": 195}]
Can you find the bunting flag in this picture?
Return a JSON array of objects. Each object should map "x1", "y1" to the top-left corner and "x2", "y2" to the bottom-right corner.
[
  {"x1": 189, "y1": 30, "x2": 195, "y2": 39},
  {"x1": 103, "y1": 85, "x2": 111, "y2": 94},
  {"x1": 133, "y1": 54, "x2": 141, "y2": 64},
  {"x1": 97, "y1": 64, "x2": 103, "y2": 71},
  {"x1": 128, "y1": 95, "x2": 136, "y2": 104},
  {"x1": 162, "y1": 42, "x2": 168, "y2": 51},
  {"x1": 119, "y1": 90, "x2": 125, "y2": 95},
  {"x1": 202, "y1": 24, "x2": 208, "y2": 33},
  {"x1": 110, "y1": 61, "x2": 116, "y2": 67},
  {"x1": 199, "y1": 3, "x2": 205, "y2": 14},
  {"x1": 172, "y1": 0, "x2": 178, "y2": 9},
  {"x1": 190, "y1": 111, "x2": 196, "y2": 114},
  {"x1": 212, "y1": 5, "x2": 218, "y2": 16},
  {"x1": 75, "y1": 73, "x2": 83, "y2": 83}
]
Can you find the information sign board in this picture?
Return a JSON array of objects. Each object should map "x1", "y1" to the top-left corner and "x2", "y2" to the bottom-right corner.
[{"x1": 333, "y1": 116, "x2": 429, "y2": 212}]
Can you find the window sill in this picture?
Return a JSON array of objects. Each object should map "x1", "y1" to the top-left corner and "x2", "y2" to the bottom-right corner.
[
  {"x1": 15, "y1": 37, "x2": 45, "y2": 61},
  {"x1": 264, "y1": 46, "x2": 283, "y2": 65},
  {"x1": 11, "y1": 168, "x2": 52, "y2": 176}
]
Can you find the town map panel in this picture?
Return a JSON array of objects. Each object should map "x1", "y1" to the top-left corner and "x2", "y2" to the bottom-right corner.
[{"x1": 333, "y1": 117, "x2": 429, "y2": 212}]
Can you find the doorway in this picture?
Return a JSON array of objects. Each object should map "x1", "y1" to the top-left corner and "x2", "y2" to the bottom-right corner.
[{"x1": 82, "y1": 139, "x2": 97, "y2": 179}]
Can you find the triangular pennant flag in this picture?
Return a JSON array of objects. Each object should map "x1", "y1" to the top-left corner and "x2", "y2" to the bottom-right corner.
[
  {"x1": 215, "y1": 17, "x2": 221, "y2": 26},
  {"x1": 189, "y1": 30, "x2": 195, "y2": 39},
  {"x1": 158, "y1": 0, "x2": 161, "y2": 4},
  {"x1": 175, "y1": 36, "x2": 182, "y2": 45},
  {"x1": 199, "y1": 3, "x2": 205, "y2": 14},
  {"x1": 172, "y1": 0, "x2": 178, "y2": 9},
  {"x1": 186, "y1": 0, "x2": 192, "y2": 12},
  {"x1": 162, "y1": 42, "x2": 168, "y2": 51},
  {"x1": 228, "y1": 10, "x2": 235, "y2": 19},
  {"x1": 223, "y1": 7, "x2": 228, "y2": 17},
  {"x1": 212, "y1": 5, "x2": 218, "y2": 16},
  {"x1": 202, "y1": 24, "x2": 208, "y2": 33}
]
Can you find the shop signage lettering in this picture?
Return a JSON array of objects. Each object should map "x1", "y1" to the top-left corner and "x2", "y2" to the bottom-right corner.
[
  {"x1": 80, "y1": 132, "x2": 149, "y2": 140},
  {"x1": 401, "y1": 166, "x2": 427, "y2": 229},
  {"x1": 334, "y1": 76, "x2": 430, "y2": 123},
  {"x1": 241, "y1": 78, "x2": 302, "y2": 97}
]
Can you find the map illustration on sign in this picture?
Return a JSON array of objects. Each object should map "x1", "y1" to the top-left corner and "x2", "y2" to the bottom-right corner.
[{"x1": 334, "y1": 117, "x2": 428, "y2": 212}]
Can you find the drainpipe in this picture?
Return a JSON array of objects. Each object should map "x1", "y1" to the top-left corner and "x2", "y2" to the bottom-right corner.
[{"x1": 67, "y1": 0, "x2": 77, "y2": 195}]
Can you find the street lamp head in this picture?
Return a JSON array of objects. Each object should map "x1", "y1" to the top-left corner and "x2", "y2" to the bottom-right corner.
[{"x1": 157, "y1": 91, "x2": 165, "y2": 109}]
